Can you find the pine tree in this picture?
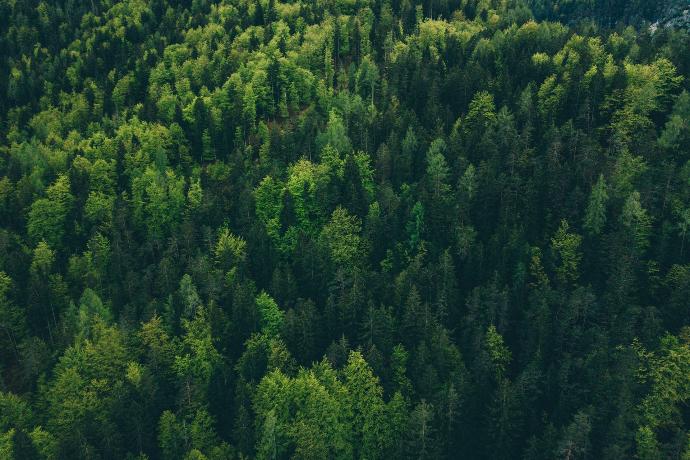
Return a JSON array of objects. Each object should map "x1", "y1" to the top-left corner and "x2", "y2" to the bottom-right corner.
[{"x1": 584, "y1": 174, "x2": 609, "y2": 235}]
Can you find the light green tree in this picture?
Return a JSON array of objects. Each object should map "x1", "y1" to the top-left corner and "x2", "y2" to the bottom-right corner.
[
  {"x1": 28, "y1": 174, "x2": 74, "y2": 247},
  {"x1": 621, "y1": 191, "x2": 652, "y2": 251},
  {"x1": 343, "y1": 351, "x2": 388, "y2": 459},
  {"x1": 321, "y1": 207, "x2": 367, "y2": 269},
  {"x1": 256, "y1": 292, "x2": 284, "y2": 338},
  {"x1": 174, "y1": 305, "x2": 222, "y2": 410},
  {"x1": 551, "y1": 219, "x2": 583, "y2": 284},
  {"x1": 132, "y1": 166, "x2": 186, "y2": 239}
]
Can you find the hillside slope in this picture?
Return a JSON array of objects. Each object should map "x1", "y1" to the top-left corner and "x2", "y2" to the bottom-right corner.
[{"x1": 0, "y1": 1, "x2": 689, "y2": 459}]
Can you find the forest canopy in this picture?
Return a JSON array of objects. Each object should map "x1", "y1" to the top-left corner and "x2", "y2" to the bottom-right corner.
[{"x1": 1, "y1": 0, "x2": 690, "y2": 459}]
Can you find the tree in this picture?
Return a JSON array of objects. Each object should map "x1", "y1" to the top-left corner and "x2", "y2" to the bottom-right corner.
[
  {"x1": 317, "y1": 110, "x2": 352, "y2": 155},
  {"x1": 29, "y1": 241, "x2": 60, "y2": 344},
  {"x1": 84, "y1": 190, "x2": 115, "y2": 231},
  {"x1": 406, "y1": 202, "x2": 425, "y2": 253},
  {"x1": 256, "y1": 409, "x2": 279, "y2": 460},
  {"x1": 255, "y1": 175, "x2": 284, "y2": 247},
  {"x1": 551, "y1": 219, "x2": 583, "y2": 284},
  {"x1": 254, "y1": 364, "x2": 352, "y2": 460},
  {"x1": 343, "y1": 351, "x2": 387, "y2": 459},
  {"x1": 0, "y1": 272, "x2": 25, "y2": 363},
  {"x1": 636, "y1": 426, "x2": 661, "y2": 460},
  {"x1": 406, "y1": 400, "x2": 436, "y2": 459},
  {"x1": 159, "y1": 411, "x2": 185, "y2": 460},
  {"x1": 557, "y1": 410, "x2": 592, "y2": 460},
  {"x1": 391, "y1": 344, "x2": 413, "y2": 398},
  {"x1": 612, "y1": 58, "x2": 683, "y2": 145},
  {"x1": 483, "y1": 325, "x2": 519, "y2": 460},
  {"x1": 0, "y1": 392, "x2": 32, "y2": 434},
  {"x1": 27, "y1": 174, "x2": 73, "y2": 247},
  {"x1": 174, "y1": 305, "x2": 222, "y2": 411},
  {"x1": 465, "y1": 91, "x2": 497, "y2": 144},
  {"x1": 341, "y1": 153, "x2": 369, "y2": 218},
  {"x1": 243, "y1": 83, "x2": 257, "y2": 132},
  {"x1": 187, "y1": 177, "x2": 203, "y2": 214},
  {"x1": 620, "y1": 192, "x2": 652, "y2": 252},
  {"x1": 485, "y1": 325, "x2": 511, "y2": 380},
  {"x1": 321, "y1": 207, "x2": 367, "y2": 270},
  {"x1": 399, "y1": 126, "x2": 418, "y2": 183},
  {"x1": 159, "y1": 409, "x2": 230, "y2": 460},
  {"x1": 214, "y1": 226, "x2": 246, "y2": 272},
  {"x1": 356, "y1": 55, "x2": 379, "y2": 105},
  {"x1": 256, "y1": 292, "x2": 283, "y2": 338},
  {"x1": 132, "y1": 167, "x2": 186, "y2": 240},
  {"x1": 0, "y1": 429, "x2": 15, "y2": 459},
  {"x1": 537, "y1": 75, "x2": 565, "y2": 124},
  {"x1": 424, "y1": 139, "x2": 452, "y2": 240},
  {"x1": 73, "y1": 288, "x2": 113, "y2": 341},
  {"x1": 426, "y1": 139, "x2": 450, "y2": 199},
  {"x1": 44, "y1": 320, "x2": 130, "y2": 458},
  {"x1": 659, "y1": 91, "x2": 690, "y2": 158},
  {"x1": 635, "y1": 333, "x2": 690, "y2": 436},
  {"x1": 584, "y1": 174, "x2": 609, "y2": 235},
  {"x1": 324, "y1": 43, "x2": 335, "y2": 90},
  {"x1": 286, "y1": 159, "x2": 327, "y2": 237},
  {"x1": 179, "y1": 274, "x2": 202, "y2": 320}
]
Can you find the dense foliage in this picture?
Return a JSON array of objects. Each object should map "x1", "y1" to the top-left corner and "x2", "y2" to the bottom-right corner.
[{"x1": 1, "y1": 0, "x2": 690, "y2": 459}]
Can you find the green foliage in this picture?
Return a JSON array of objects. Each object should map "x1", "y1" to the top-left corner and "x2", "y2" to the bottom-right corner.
[
  {"x1": 584, "y1": 175, "x2": 609, "y2": 235},
  {"x1": 187, "y1": 177, "x2": 203, "y2": 213},
  {"x1": 29, "y1": 426, "x2": 59, "y2": 460},
  {"x1": 426, "y1": 139, "x2": 451, "y2": 199},
  {"x1": 253, "y1": 352, "x2": 401, "y2": 460},
  {"x1": 174, "y1": 305, "x2": 222, "y2": 408},
  {"x1": 636, "y1": 425, "x2": 662, "y2": 460},
  {"x1": 621, "y1": 191, "x2": 652, "y2": 251},
  {"x1": 391, "y1": 344, "x2": 413, "y2": 397},
  {"x1": 74, "y1": 288, "x2": 112, "y2": 341},
  {"x1": 0, "y1": 392, "x2": 32, "y2": 432},
  {"x1": 406, "y1": 201, "x2": 425, "y2": 253},
  {"x1": 538, "y1": 75, "x2": 565, "y2": 123},
  {"x1": 27, "y1": 175, "x2": 73, "y2": 247},
  {"x1": 0, "y1": 272, "x2": 26, "y2": 359},
  {"x1": 254, "y1": 363, "x2": 352, "y2": 460},
  {"x1": 635, "y1": 333, "x2": 690, "y2": 429},
  {"x1": 551, "y1": 220, "x2": 583, "y2": 284},
  {"x1": 159, "y1": 409, "x2": 230, "y2": 460},
  {"x1": 132, "y1": 167, "x2": 186, "y2": 239},
  {"x1": 321, "y1": 206, "x2": 367, "y2": 269},
  {"x1": 256, "y1": 292, "x2": 284, "y2": 338},
  {"x1": 317, "y1": 110, "x2": 352, "y2": 154},
  {"x1": 659, "y1": 91, "x2": 690, "y2": 154},
  {"x1": 0, "y1": 429, "x2": 15, "y2": 459},
  {"x1": 611, "y1": 150, "x2": 648, "y2": 198},
  {"x1": 43, "y1": 320, "x2": 130, "y2": 458},
  {"x1": 343, "y1": 351, "x2": 388, "y2": 458},
  {"x1": 465, "y1": 91, "x2": 497, "y2": 134},
  {"x1": 286, "y1": 160, "x2": 327, "y2": 234},
  {"x1": 1, "y1": 1, "x2": 690, "y2": 459},
  {"x1": 179, "y1": 274, "x2": 202, "y2": 319},
  {"x1": 214, "y1": 227, "x2": 247, "y2": 271},
  {"x1": 485, "y1": 325, "x2": 511, "y2": 378},
  {"x1": 255, "y1": 175, "x2": 284, "y2": 239}
]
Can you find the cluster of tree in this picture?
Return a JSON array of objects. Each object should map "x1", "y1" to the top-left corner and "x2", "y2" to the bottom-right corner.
[{"x1": 1, "y1": 0, "x2": 689, "y2": 458}]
